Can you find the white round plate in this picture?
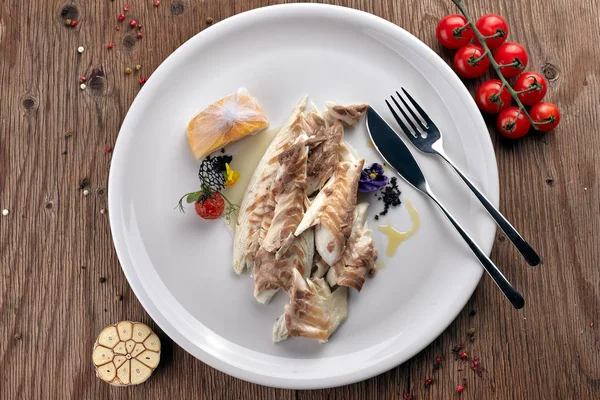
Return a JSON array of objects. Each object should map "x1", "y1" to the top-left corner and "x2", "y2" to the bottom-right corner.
[{"x1": 109, "y1": 4, "x2": 498, "y2": 389}]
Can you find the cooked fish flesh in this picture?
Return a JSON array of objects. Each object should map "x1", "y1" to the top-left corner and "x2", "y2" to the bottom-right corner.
[
  {"x1": 311, "y1": 253, "x2": 330, "y2": 279},
  {"x1": 273, "y1": 269, "x2": 348, "y2": 343},
  {"x1": 326, "y1": 203, "x2": 377, "y2": 291},
  {"x1": 325, "y1": 102, "x2": 368, "y2": 126},
  {"x1": 261, "y1": 131, "x2": 309, "y2": 257},
  {"x1": 303, "y1": 107, "x2": 329, "y2": 132},
  {"x1": 253, "y1": 229, "x2": 314, "y2": 304},
  {"x1": 306, "y1": 121, "x2": 344, "y2": 196},
  {"x1": 295, "y1": 158, "x2": 365, "y2": 266},
  {"x1": 233, "y1": 96, "x2": 307, "y2": 274}
]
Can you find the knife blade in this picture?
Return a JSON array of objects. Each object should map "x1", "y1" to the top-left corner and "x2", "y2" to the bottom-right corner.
[
  {"x1": 367, "y1": 106, "x2": 525, "y2": 309},
  {"x1": 366, "y1": 106, "x2": 426, "y2": 191}
]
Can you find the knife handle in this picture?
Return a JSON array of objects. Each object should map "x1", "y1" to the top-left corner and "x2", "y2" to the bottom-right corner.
[
  {"x1": 425, "y1": 185, "x2": 525, "y2": 309},
  {"x1": 436, "y1": 150, "x2": 540, "y2": 267}
]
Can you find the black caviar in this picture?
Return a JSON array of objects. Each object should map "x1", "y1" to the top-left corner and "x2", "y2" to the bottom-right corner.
[{"x1": 376, "y1": 177, "x2": 401, "y2": 217}]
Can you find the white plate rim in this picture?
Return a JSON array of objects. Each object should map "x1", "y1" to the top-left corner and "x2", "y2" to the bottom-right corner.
[{"x1": 108, "y1": 3, "x2": 499, "y2": 389}]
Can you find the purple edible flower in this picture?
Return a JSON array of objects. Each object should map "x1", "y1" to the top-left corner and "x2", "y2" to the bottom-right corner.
[{"x1": 358, "y1": 163, "x2": 389, "y2": 193}]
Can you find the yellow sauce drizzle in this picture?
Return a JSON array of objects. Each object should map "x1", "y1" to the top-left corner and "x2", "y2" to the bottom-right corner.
[{"x1": 377, "y1": 200, "x2": 420, "y2": 257}]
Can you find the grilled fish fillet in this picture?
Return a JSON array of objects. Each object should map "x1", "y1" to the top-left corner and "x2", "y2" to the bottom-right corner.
[
  {"x1": 273, "y1": 268, "x2": 348, "y2": 343},
  {"x1": 306, "y1": 120, "x2": 344, "y2": 196},
  {"x1": 233, "y1": 96, "x2": 308, "y2": 274},
  {"x1": 254, "y1": 229, "x2": 314, "y2": 304},
  {"x1": 261, "y1": 131, "x2": 309, "y2": 257},
  {"x1": 295, "y1": 158, "x2": 365, "y2": 266},
  {"x1": 325, "y1": 102, "x2": 368, "y2": 126},
  {"x1": 326, "y1": 203, "x2": 377, "y2": 291}
]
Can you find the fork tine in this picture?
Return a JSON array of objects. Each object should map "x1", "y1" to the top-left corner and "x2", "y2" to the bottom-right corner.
[
  {"x1": 385, "y1": 100, "x2": 414, "y2": 138},
  {"x1": 401, "y1": 88, "x2": 433, "y2": 127},
  {"x1": 390, "y1": 93, "x2": 421, "y2": 137},
  {"x1": 396, "y1": 90, "x2": 427, "y2": 130}
]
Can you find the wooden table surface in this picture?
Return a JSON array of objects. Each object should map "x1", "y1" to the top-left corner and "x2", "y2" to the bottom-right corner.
[{"x1": 2, "y1": 0, "x2": 599, "y2": 398}]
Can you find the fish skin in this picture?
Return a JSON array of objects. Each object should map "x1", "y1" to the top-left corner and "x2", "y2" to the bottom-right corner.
[
  {"x1": 326, "y1": 203, "x2": 378, "y2": 291},
  {"x1": 306, "y1": 121, "x2": 344, "y2": 196},
  {"x1": 253, "y1": 228, "x2": 314, "y2": 304},
  {"x1": 273, "y1": 269, "x2": 348, "y2": 343},
  {"x1": 233, "y1": 96, "x2": 308, "y2": 274},
  {"x1": 295, "y1": 158, "x2": 365, "y2": 266},
  {"x1": 325, "y1": 102, "x2": 368, "y2": 126},
  {"x1": 261, "y1": 130, "x2": 309, "y2": 257}
]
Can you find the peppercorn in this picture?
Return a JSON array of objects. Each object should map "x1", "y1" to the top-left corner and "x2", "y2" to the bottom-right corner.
[
  {"x1": 129, "y1": 20, "x2": 137, "y2": 28},
  {"x1": 125, "y1": 67, "x2": 132, "y2": 74},
  {"x1": 457, "y1": 385, "x2": 464, "y2": 393},
  {"x1": 118, "y1": 13, "x2": 125, "y2": 21}
]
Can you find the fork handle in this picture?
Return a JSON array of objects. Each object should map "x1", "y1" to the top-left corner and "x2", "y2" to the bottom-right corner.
[
  {"x1": 425, "y1": 187, "x2": 525, "y2": 309},
  {"x1": 436, "y1": 150, "x2": 540, "y2": 266}
]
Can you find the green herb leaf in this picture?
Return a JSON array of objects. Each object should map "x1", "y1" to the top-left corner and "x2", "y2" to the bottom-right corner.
[
  {"x1": 175, "y1": 190, "x2": 203, "y2": 213},
  {"x1": 186, "y1": 191, "x2": 202, "y2": 204}
]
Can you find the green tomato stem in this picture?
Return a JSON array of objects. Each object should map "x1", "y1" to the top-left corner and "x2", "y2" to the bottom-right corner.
[
  {"x1": 457, "y1": 22, "x2": 470, "y2": 32},
  {"x1": 515, "y1": 86, "x2": 540, "y2": 94},
  {"x1": 473, "y1": 52, "x2": 487, "y2": 63},
  {"x1": 451, "y1": 0, "x2": 538, "y2": 129}
]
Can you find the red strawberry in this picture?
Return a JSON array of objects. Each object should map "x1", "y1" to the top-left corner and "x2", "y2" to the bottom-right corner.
[{"x1": 194, "y1": 192, "x2": 224, "y2": 220}]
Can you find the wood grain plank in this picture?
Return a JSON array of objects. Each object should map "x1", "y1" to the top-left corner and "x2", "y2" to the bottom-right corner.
[{"x1": 1, "y1": 0, "x2": 599, "y2": 399}]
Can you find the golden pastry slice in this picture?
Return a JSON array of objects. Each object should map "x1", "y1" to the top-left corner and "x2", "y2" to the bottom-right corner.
[
  {"x1": 187, "y1": 87, "x2": 269, "y2": 159},
  {"x1": 93, "y1": 321, "x2": 161, "y2": 386}
]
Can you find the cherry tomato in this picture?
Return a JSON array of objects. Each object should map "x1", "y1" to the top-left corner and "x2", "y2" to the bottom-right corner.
[
  {"x1": 453, "y1": 44, "x2": 490, "y2": 79},
  {"x1": 493, "y1": 42, "x2": 528, "y2": 78},
  {"x1": 436, "y1": 15, "x2": 473, "y2": 49},
  {"x1": 195, "y1": 192, "x2": 224, "y2": 219},
  {"x1": 530, "y1": 102, "x2": 560, "y2": 132},
  {"x1": 513, "y1": 72, "x2": 548, "y2": 106},
  {"x1": 474, "y1": 14, "x2": 509, "y2": 50},
  {"x1": 475, "y1": 79, "x2": 511, "y2": 114},
  {"x1": 496, "y1": 107, "x2": 531, "y2": 139}
]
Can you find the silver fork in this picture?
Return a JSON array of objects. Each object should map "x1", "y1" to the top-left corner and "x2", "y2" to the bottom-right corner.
[{"x1": 386, "y1": 88, "x2": 540, "y2": 266}]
